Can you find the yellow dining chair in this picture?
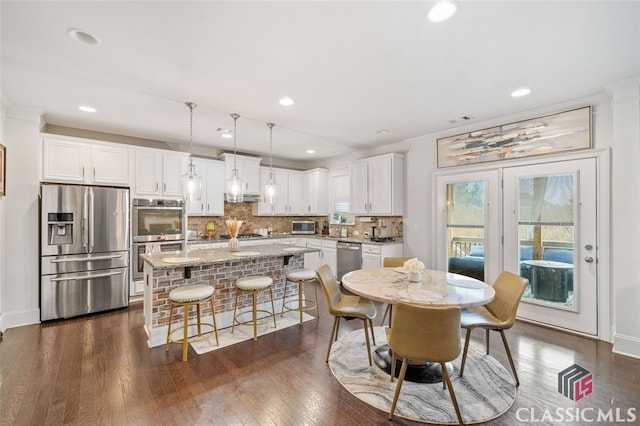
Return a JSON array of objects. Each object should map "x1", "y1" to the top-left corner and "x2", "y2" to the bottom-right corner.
[
  {"x1": 387, "y1": 302, "x2": 463, "y2": 424},
  {"x1": 381, "y1": 257, "x2": 412, "y2": 327},
  {"x1": 316, "y1": 264, "x2": 377, "y2": 365},
  {"x1": 459, "y1": 271, "x2": 529, "y2": 386}
]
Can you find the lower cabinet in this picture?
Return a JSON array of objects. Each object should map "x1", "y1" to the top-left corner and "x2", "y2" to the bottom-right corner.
[
  {"x1": 302, "y1": 238, "x2": 337, "y2": 274},
  {"x1": 362, "y1": 243, "x2": 404, "y2": 268}
]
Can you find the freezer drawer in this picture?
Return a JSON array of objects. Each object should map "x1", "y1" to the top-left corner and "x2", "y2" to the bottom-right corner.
[
  {"x1": 41, "y1": 250, "x2": 129, "y2": 275},
  {"x1": 40, "y1": 266, "x2": 129, "y2": 321}
]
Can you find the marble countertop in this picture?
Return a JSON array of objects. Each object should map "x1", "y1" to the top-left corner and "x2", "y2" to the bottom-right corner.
[
  {"x1": 187, "y1": 234, "x2": 403, "y2": 246},
  {"x1": 142, "y1": 243, "x2": 318, "y2": 269}
]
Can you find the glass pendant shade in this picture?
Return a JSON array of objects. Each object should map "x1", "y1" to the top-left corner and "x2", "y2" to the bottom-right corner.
[
  {"x1": 181, "y1": 101, "x2": 202, "y2": 201},
  {"x1": 263, "y1": 170, "x2": 277, "y2": 204},
  {"x1": 226, "y1": 113, "x2": 245, "y2": 203},
  {"x1": 263, "y1": 122, "x2": 277, "y2": 204},
  {"x1": 181, "y1": 159, "x2": 202, "y2": 201},
  {"x1": 226, "y1": 168, "x2": 245, "y2": 202}
]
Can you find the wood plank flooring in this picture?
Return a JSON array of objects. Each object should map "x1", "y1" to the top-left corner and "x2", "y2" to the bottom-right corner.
[{"x1": 1, "y1": 290, "x2": 639, "y2": 425}]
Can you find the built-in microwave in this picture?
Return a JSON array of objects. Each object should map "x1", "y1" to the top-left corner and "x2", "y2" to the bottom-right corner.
[{"x1": 291, "y1": 221, "x2": 316, "y2": 235}]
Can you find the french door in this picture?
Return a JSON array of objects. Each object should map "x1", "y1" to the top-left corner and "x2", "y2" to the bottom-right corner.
[
  {"x1": 503, "y1": 158, "x2": 597, "y2": 335},
  {"x1": 435, "y1": 157, "x2": 598, "y2": 335}
]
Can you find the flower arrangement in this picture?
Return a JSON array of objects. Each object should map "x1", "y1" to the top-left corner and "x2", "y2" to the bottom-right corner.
[
  {"x1": 225, "y1": 217, "x2": 243, "y2": 238},
  {"x1": 403, "y1": 258, "x2": 425, "y2": 273}
]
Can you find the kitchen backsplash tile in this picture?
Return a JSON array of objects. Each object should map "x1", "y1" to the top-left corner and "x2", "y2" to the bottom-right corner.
[{"x1": 187, "y1": 202, "x2": 403, "y2": 238}]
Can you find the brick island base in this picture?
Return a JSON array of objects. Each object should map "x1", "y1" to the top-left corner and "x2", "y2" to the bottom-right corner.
[{"x1": 143, "y1": 254, "x2": 305, "y2": 348}]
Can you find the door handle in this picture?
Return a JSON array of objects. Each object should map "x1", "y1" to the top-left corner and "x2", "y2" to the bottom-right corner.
[
  {"x1": 51, "y1": 270, "x2": 123, "y2": 282},
  {"x1": 51, "y1": 254, "x2": 122, "y2": 263},
  {"x1": 584, "y1": 256, "x2": 594, "y2": 263}
]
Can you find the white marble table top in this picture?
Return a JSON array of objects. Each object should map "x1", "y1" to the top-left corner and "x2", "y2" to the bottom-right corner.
[{"x1": 341, "y1": 268, "x2": 495, "y2": 309}]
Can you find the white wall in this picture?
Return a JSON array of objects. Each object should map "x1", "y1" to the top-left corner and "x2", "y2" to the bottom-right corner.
[
  {"x1": 1, "y1": 106, "x2": 41, "y2": 328},
  {"x1": 607, "y1": 78, "x2": 640, "y2": 358},
  {"x1": 0, "y1": 93, "x2": 6, "y2": 333}
]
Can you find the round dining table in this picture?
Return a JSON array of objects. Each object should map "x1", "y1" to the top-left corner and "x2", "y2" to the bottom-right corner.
[{"x1": 341, "y1": 267, "x2": 495, "y2": 383}]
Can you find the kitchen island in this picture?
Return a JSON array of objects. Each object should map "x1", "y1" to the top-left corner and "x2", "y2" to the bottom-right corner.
[{"x1": 141, "y1": 243, "x2": 319, "y2": 348}]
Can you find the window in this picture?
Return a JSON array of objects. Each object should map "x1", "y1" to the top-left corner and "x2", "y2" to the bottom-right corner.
[{"x1": 331, "y1": 174, "x2": 355, "y2": 224}]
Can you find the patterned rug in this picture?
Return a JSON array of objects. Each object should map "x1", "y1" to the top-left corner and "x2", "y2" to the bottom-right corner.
[
  {"x1": 191, "y1": 311, "x2": 314, "y2": 354},
  {"x1": 328, "y1": 327, "x2": 517, "y2": 424}
]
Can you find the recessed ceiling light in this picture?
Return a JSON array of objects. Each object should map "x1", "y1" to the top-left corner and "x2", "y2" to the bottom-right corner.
[
  {"x1": 279, "y1": 97, "x2": 295, "y2": 106},
  {"x1": 78, "y1": 105, "x2": 96, "y2": 113},
  {"x1": 376, "y1": 129, "x2": 389, "y2": 134},
  {"x1": 428, "y1": 1, "x2": 457, "y2": 23},
  {"x1": 220, "y1": 129, "x2": 233, "y2": 139},
  {"x1": 306, "y1": 149, "x2": 315, "y2": 154},
  {"x1": 67, "y1": 28, "x2": 101, "y2": 46},
  {"x1": 511, "y1": 88, "x2": 531, "y2": 98}
]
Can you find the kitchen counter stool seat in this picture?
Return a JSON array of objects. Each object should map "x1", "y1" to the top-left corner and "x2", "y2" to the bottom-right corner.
[
  {"x1": 233, "y1": 276, "x2": 277, "y2": 341},
  {"x1": 281, "y1": 268, "x2": 320, "y2": 323},
  {"x1": 166, "y1": 284, "x2": 219, "y2": 362}
]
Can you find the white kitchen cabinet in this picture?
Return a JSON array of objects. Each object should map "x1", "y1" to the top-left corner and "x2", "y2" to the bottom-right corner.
[
  {"x1": 302, "y1": 238, "x2": 337, "y2": 273},
  {"x1": 133, "y1": 149, "x2": 188, "y2": 198},
  {"x1": 361, "y1": 248, "x2": 380, "y2": 270},
  {"x1": 304, "y1": 239, "x2": 323, "y2": 271},
  {"x1": 361, "y1": 243, "x2": 404, "y2": 268},
  {"x1": 42, "y1": 136, "x2": 130, "y2": 186},
  {"x1": 256, "y1": 167, "x2": 304, "y2": 215},
  {"x1": 185, "y1": 159, "x2": 225, "y2": 216},
  {"x1": 321, "y1": 239, "x2": 337, "y2": 273},
  {"x1": 303, "y1": 168, "x2": 329, "y2": 215},
  {"x1": 349, "y1": 153, "x2": 404, "y2": 215},
  {"x1": 220, "y1": 153, "x2": 262, "y2": 196}
]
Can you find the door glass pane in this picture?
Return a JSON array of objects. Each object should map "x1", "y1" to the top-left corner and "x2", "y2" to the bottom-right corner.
[
  {"x1": 446, "y1": 181, "x2": 485, "y2": 281},
  {"x1": 518, "y1": 174, "x2": 575, "y2": 308}
]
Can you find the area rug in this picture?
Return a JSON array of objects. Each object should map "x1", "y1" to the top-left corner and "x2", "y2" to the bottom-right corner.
[
  {"x1": 328, "y1": 327, "x2": 517, "y2": 424},
  {"x1": 191, "y1": 311, "x2": 314, "y2": 354}
]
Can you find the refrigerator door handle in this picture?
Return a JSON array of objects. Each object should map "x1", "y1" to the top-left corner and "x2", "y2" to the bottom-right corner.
[
  {"x1": 88, "y1": 187, "x2": 95, "y2": 253},
  {"x1": 82, "y1": 187, "x2": 89, "y2": 251},
  {"x1": 50, "y1": 254, "x2": 123, "y2": 263},
  {"x1": 50, "y1": 270, "x2": 123, "y2": 282}
]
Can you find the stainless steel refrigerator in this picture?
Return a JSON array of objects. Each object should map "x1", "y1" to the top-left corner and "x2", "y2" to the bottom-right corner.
[{"x1": 40, "y1": 183, "x2": 130, "y2": 321}]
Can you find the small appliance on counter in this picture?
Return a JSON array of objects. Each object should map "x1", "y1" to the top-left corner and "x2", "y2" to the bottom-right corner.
[
  {"x1": 292, "y1": 220, "x2": 316, "y2": 235},
  {"x1": 321, "y1": 220, "x2": 329, "y2": 235}
]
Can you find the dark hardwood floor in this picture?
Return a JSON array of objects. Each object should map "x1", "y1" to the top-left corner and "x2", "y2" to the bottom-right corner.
[{"x1": 2, "y1": 288, "x2": 639, "y2": 426}]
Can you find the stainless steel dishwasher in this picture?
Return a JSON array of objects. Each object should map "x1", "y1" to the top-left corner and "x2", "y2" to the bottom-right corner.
[{"x1": 337, "y1": 241, "x2": 362, "y2": 283}]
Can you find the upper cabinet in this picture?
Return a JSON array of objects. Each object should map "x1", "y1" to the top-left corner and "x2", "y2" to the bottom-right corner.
[
  {"x1": 256, "y1": 167, "x2": 303, "y2": 215},
  {"x1": 185, "y1": 158, "x2": 225, "y2": 216},
  {"x1": 133, "y1": 148, "x2": 188, "y2": 198},
  {"x1": 220, "y1": 153, "x2": 262, "y2": 196},
  {"x1": 42, "y1": 136, "x2": 130, "y2": 186},
  {"x1": 303, "y1": 168, "x2": 328, "y2": 216},
  {"x1": 349, "y1": 153, "x2": 404, "y2": 215},
  {"x1": 255, "y1": 167, "x2": 328, "y2": 216}
]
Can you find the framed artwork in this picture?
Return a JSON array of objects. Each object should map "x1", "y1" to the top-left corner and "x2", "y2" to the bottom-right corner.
[
  {"x1": 0, "y1": 144, "x2": 5, "y2": 196},
  {"x1": 437, "y1": 106, "x2": 592, "y2": 168}
]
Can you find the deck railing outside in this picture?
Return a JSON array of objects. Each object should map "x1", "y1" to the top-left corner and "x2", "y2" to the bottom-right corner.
[{"x1": 450, "y1": 237, "x2": 573, "y2": 257}]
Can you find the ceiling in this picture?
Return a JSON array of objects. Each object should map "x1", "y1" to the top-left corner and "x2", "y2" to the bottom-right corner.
[{"x1": 2, "y1": 1, "x2": 639, "y2": 162}]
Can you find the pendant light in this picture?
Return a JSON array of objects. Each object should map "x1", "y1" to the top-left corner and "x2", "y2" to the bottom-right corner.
[
  {"x1": 263, "y1": 122, "x2": 278, "y2": 204},
  {"x1": 181, "y1": 102, "x2": 202, "y2": 201},
  {"x1": 226, "y1": 113, "x2": 246, "y2": 202}
]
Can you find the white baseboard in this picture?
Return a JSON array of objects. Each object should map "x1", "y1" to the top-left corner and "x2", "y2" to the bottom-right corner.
[
  {"x1": 2, "y1": 308, "x2": 40, "y2": 329},
  {"x1": 613, "y1": 333, "x2": 640, "y2": 359}
]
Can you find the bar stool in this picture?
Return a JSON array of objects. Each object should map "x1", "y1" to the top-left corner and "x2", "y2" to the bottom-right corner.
[
  {"x1": 281, "y1": 269, "x2": 320, "y2": 323},
  {"x1": 232, "y1": 276, "x2": 277, "y2": 341},
  {"x1": 166, "y1": 284, "x2": 219, "y2": 361}
]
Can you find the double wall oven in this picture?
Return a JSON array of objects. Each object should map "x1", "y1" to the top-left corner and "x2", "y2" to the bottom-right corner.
[{"x1": 132, "y1": 198, "x2": 185, "y2": 280}]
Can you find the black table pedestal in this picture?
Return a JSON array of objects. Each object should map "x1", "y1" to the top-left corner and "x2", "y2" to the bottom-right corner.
[{"x1": 373, "y1": 344, "x2": 452, "y2": 384}]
